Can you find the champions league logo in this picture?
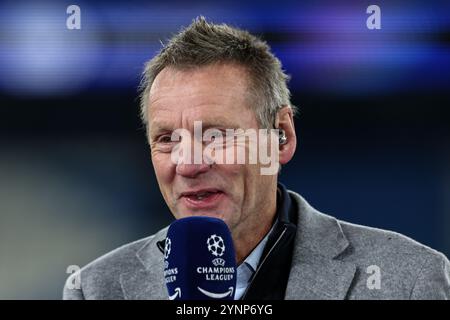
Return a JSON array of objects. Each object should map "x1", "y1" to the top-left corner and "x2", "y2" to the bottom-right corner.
[
  {"x1": 194, "y1": 233, "x2": 234, "y2": 298},
  {"x1": 196, "y1": 233, "x2": 234, "y2": 282},
  {"x1": 164, "y1": 236, "x2": 178, "y2": 293}
]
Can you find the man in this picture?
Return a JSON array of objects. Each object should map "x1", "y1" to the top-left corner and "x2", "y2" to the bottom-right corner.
[{"x1": 64, "y1": 17, "x2": 450, "y2": 300}]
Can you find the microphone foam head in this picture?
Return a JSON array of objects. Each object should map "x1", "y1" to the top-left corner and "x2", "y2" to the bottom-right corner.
[{"x1": 164, "y1": 216, "x2": 236, "y2": 300}]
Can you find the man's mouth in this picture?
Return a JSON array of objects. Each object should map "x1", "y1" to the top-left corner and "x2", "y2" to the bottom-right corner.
[
  {"x1": 179, "y1": 189, "x2": 224, "y2": 209},
  {"x1": 185, "y1": 191, "x2": 218, "y2": 200}
]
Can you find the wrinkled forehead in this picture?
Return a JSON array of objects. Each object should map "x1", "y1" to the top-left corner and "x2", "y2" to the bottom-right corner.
[
  {"x1": 149, "y1": 64, "x2": 252, "y2": 103},
  {"x1": 147, "y1": 64, "x2": 257, "y2": 131}
]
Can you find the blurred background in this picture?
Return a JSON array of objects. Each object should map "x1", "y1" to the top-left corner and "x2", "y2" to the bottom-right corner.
[{"x1": 0, "y1": 0, "x2": 449, "y2": 299}]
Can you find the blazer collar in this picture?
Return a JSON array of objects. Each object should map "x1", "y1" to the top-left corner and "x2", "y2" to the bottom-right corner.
[{"x1": 285, "y1": 191, "x2": 356, "y2": 299}]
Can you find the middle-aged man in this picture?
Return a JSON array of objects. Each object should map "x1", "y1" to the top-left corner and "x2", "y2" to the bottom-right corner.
[{"x1": 64, "y1": 17, "x2": 450, "y2": 300}]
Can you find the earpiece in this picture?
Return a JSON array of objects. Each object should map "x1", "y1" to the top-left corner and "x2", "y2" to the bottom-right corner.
[{"x1": 279, "y1": 129, "x2": 287, "y2": 145}]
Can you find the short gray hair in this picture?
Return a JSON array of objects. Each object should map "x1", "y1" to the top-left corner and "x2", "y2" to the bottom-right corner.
[{"x1": 139, "y1": 16, "x2": 296, "y2": 131}]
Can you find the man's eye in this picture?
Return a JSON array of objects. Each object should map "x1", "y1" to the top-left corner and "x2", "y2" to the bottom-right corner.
[
  {"x1": 157, "y1": 135, "x2": 173, "y2": 143},
  {"x1": 205, "y1": 129, "x2": 225, "y2": 143}
]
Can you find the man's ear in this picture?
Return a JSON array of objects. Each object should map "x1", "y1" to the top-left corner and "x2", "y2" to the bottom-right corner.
[{"x1": 275, "y1": 105, "x2": 297, "y2": 165}]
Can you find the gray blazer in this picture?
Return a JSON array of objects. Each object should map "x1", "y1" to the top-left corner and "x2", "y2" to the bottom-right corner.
[{"x1": 63, "y1": 191, "x2": 450, "y2": 299}]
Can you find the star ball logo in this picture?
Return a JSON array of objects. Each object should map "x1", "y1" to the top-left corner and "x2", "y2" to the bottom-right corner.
[
  {"x1": 164, "y1": 237, "x2": 172, "y2": 259},
  {"x1": 207, "y1": 234, "x2": 226, "y2": 266}
]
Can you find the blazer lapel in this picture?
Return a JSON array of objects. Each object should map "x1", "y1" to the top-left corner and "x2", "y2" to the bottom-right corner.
[
  {"x1": 120, "y1": 227, "x2": 169, "y2": 300},
  {"x1": 285, "y1": 192, "x2": 357, "y2": 300},
  {"x1": 285, "y1": 249, "x2": 356, "y2": 299}
]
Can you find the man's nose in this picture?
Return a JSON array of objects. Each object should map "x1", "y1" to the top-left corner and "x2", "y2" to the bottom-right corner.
[
  {"x1": 176, "y1": 162, "x2": 211, "y2": 178},
  {"x1": 173, "y1": 133, "x2": 213, "y2": 178}
]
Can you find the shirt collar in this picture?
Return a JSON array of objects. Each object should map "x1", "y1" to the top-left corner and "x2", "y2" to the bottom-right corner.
[
  {"x1": 241, "y1": 223, "x2": 274, "y2": 272},
  {"x1": 235, "y1": 224, "x2": 273, "y2": 299}
]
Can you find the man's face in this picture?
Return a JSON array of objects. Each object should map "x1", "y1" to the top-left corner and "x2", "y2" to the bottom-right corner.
[{"x1": 147, "y1": 63, "x2": 277, "y2": 236}]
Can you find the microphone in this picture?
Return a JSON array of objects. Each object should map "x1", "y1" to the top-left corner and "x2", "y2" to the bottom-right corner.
[{"x1": 163, "y1": 216, "x2": 237, "y2": 300}]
